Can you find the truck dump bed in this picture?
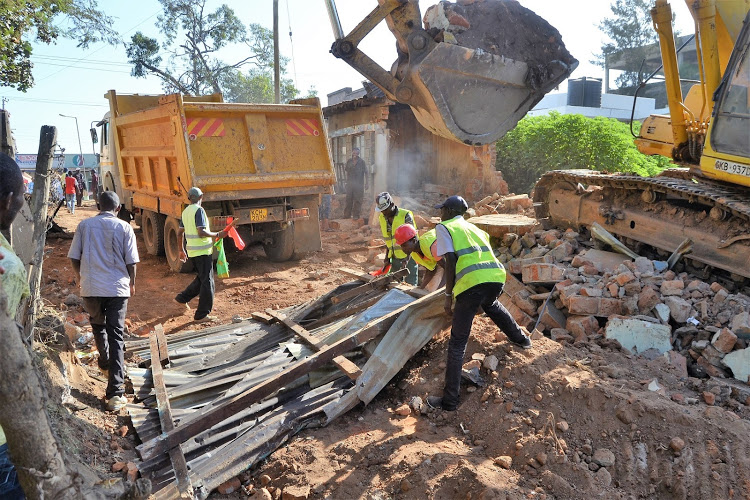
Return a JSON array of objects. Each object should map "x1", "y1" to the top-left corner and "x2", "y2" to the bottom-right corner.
[{"x1": 107, "y1": 91, "x2": 335, "y2": 215}]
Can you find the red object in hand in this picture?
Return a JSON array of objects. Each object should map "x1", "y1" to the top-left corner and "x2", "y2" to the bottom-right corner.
[
  {"x1": 369, "y1": 264, "x2": 391, "y2": 277},
  {"x1": 226, "y1": 217, "x2": 246, "y2": 250}
]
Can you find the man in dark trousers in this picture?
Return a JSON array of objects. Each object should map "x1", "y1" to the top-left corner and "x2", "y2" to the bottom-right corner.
[
  {"x1": 68, "y1": 191, "x2": 139, "y2": 412},
  {"x1": 90, "y1": 169, "x2": 100, "y2": 210},
  {"x1": 428, "y1": 195, "x2": 532, "y2": 412},
  {"x1": 74, "y1": 168, "x2": 85, "y2": 207},
  {"x1": 175, "y1": 187, "x2": 228, "y2": 322},
  {"x1": 343, "y1": 147, "x2": 366, "y2": 219}
]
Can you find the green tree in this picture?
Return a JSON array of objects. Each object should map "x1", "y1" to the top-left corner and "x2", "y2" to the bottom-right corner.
[
  {"x1": 0, "y1": 0, "x2": 118, "y2": 91},
  {"x1": 127, "y1": 0, "x2": 303, "y2": 101},
  {"x1": 595, "y1": 0, "x2": 659, "y2": 89},
  {"x1": 495, "y1": 112, "x2": 672, "y2": 194}
]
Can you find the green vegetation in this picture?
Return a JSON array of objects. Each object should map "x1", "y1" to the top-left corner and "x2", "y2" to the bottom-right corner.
[{"x1": 495, "y1": 112, "x2": 672, "y2": 194}]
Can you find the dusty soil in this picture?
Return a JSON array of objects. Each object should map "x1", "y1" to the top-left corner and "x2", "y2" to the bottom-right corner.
[{"x1": 34, "y1": 199, "x2": 750, "y2": 499}]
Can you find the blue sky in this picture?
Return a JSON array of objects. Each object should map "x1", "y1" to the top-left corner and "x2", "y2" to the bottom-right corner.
[{"x1": 2, "y1": 0, "x2": 695, "y2": 155}]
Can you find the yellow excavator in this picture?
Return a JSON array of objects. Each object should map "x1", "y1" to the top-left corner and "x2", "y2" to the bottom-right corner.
[{"x1": 534, "y1": 0, "x2": 750, "y2": 282}]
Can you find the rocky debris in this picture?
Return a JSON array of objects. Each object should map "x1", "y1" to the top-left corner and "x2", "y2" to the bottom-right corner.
[
  {"x1": 217, "y1": 477, "x2": 241, "y2": 495},
  {"x1": 493, "y1": 226, "x2": 750, "y2": 385},
  {"x1": 422, "y1": 0, "x2": 577, "y2": 72}
]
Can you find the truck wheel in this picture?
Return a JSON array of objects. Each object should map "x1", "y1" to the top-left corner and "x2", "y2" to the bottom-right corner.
[
  {"x1": 164, "y1": 217, "x2": 194, "y2": 273},
  {"x1": 142, "y1": 210, "x2": 166, "y2": 256},
  {"x1": 263, "y1": 225, "x2": 295, "y2": 262}
]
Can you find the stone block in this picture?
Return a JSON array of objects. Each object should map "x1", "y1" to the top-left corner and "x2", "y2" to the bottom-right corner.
[
  {"x1": 654, "y1": 303, "x2": 670, "y2": 323},
  {"x1": 634, "y1": 257, "x2": 655, "y2": 274},
  {"x1": 283, "y1": 484, "x2": 311, "y2": 500},
  {"x1": 664, "y1": 296, "x2": 692, "y2": 323},
  {"x1": 499, "y1": 294, "x2": 534, "y2": 329},
  {"x1": 604, "y1": 317, "x2": 672, "y2": 354},
  {"x1": 731, "y1": 312, "x2": 750, "y2": 337},
  {"x1": 540, "y1": 302, "x2": 567, "y2": 330},
  {"x1": 722, "y1": 347, "x2": 750, "y2": 383},
  {"x1": 637, "y1": 286, "x2": 661, "y2": 313},
  {"x1": 549, "y1": 241, "x2": 575, "y2": 262},
  {"x1": 698, "y1": 356, "x2": 727, "y2": 378},
  {"x1": 566, "y1": 315, "x2": 599, "y2": 342},
  {"x1": 615, "y1": 271, "x2": 636, "y2": 286},
  {"x1": 571, "y1": 254, "x2": 594, "y2": 268},
  {"x1": 503, "y1": 272, "x2": 526, "y2": 296},
  {"x1": 579, "y1": 249, "x2": 631, "y2": 273},
  {"x1": 522, "y1": 263, "x2": 565, "y2": 284},
  {"x1": 661, "y1": 280, "x2": 685, "y2": 296},
  {"x1": 711, "y1": 328, "x2": 737, "y2": 354},
  {"x1": 580, "y1": 287, "x2": 603, "y2": 297},
  {"x1": 512, "y1": 291, "x2": 538, "y2": 316},
  {"x1": 622, "y1": 296, "x2": 639, "y2": 316},
  {"x1": 550, "y1": 328, "x2": 573, "y2": 342},
  {"x1": 667, "y1": 351, "x2": 688, "y2": 378},
  {"x1": 504, "y1": 194, "x2": 533, "y2": 210}
]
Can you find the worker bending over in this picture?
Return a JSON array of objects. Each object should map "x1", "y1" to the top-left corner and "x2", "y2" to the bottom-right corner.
[
  {"x1": 394, "y1": 224, "x2": 445, "y2": 291},
  {"x1": 428, "y1": 195, "x2": 532, "y2": 412},
  {"x1": 375, "y1": 192, "x2": 418, "y2": 285}
]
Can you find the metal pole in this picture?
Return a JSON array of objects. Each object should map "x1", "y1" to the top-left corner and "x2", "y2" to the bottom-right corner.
[
  {"x1": 323, "y1": 0, "x2": 345, "y2": 40},
  {"x1": 59, "y1": 114, "x2": 86, "y2": 192},
  {"x1": 273, "y1": 0, "x2": 280, "y2": 104}
]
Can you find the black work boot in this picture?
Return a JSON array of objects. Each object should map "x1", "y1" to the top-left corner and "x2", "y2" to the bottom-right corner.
[{"x1": 427, "y1": 395, "x2": 457, "y2": 411}]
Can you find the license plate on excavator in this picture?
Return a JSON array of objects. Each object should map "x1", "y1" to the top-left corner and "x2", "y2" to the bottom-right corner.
[{"x1": 249, "y1": 208, "x2": 268, "y2": 222}]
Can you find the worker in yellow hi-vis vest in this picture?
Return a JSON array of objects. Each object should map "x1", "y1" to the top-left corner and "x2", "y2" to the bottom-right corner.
[
  {"x1": 175, "y1": 187, "x2": 228, "y2": 323},
  {"x1": 427, "y1": 195, "x2": 532, "y2": 412},
  {"x1": 374, "y1": 192, "x2": 418, "y2": 285}
]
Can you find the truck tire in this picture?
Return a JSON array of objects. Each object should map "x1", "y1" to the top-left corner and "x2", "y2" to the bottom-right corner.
[
  {"x1": 263, "y1": 225, "x2": 295, "y2": 262},
  {"x1": 164, "y1": 217, "x2": 194, "y2": 273},
  {"x1": 142, "y1": 210, "x2": 166, "y2": 256}
]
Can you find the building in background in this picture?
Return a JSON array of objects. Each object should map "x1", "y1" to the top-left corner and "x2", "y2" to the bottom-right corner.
[{"x1": 324, "y1": 83, "x2": 507, "y2": 205}]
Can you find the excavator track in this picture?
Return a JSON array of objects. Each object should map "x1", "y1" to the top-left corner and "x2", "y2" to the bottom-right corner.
[{"x1": 533, "y1": 169, "x2": 750, "y2": 281}]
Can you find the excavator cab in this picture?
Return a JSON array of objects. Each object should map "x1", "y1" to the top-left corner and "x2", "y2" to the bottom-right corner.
[{"x1": 325, "y1": 0, "x2": 578, "y2": 146}]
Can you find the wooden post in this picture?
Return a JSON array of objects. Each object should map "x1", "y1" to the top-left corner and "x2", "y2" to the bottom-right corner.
[{"x1": 21, "y1": 126, "x2": 55, "y2": 337}]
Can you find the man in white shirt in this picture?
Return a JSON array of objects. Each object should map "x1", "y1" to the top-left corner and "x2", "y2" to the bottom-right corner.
[{"x1": 68, "y1": 191, "x2": 139, "y2": 412}]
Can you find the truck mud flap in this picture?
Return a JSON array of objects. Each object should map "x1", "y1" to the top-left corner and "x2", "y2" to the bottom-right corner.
[{"x1": 292, "y1": 195, "x2": 321, "y2": 254}]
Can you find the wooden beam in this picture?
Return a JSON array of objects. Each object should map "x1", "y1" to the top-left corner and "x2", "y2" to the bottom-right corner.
[
  {"x1": 330, "y1": 268, "x2": 407, "y2": 304},
  {"x1": 266, "y1": 309, "x2": 361, "y2": 380},
  {"x1": 250, "y1": 311, "x2": 274, "y2": 324},
  {"x1": 149, "y1": 325, "x2": 193, "y2": 497},
  {"x1": 155, "y1": 324, "x2": 169, "y2": 364},
  {"x1": 338, "y1": 267, "x2": 374, "y2": 282},
  {"x1": 137, "y1": 289, "x2": 442, "y2": 461}
]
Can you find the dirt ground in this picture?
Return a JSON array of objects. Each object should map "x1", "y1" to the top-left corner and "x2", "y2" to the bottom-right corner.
[{"x1": 35, "y1": 200, "x2": 750, "y2": 500}]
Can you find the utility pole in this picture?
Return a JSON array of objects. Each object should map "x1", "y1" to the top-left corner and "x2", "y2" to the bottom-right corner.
[
  {"x1": 273, "y1": 0, "x2": 280, "y2": 104},
  {"x1": 59, "y1": 113, "x2": 86, "y2": 193},
  {"x1": 1, "y1": 97, "x2": 7, "y2": 110}
]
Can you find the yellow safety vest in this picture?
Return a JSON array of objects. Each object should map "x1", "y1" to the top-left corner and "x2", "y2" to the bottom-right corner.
[
  {"x1": 411, "y1": 229, "x2": 439, "y2": 271},
  {"x1": 379, "y1": 208, "x2": 415, "y2": 259},
  {"x1": 441, "y1": 216, "x2": 506, "y2": 297},
  {"x1": 182, "y1": 204, "x2": 213, "y2": 257}
]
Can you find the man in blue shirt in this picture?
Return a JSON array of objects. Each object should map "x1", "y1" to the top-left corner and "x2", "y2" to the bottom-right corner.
[{"x1": 68, "y1": 191, "x2": 139, "y2": 412}]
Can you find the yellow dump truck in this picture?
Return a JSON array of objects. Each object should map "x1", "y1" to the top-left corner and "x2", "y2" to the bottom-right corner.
[{"x1": 97, "y1": 91, "x2": 335, "y2": 271}]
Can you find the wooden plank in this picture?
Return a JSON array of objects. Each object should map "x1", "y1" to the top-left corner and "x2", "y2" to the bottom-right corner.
[
  {"x1": 250, "y1": 311, "x2": 274, "y2": 324},
  {"x1": 338, "y1": 267, "x2": 374, "y2": 282},
  {"x1": 137, "y1": 289, "x2": 443, "y2": 461},
  {"x1": 266, "y1": 309, "x2": 361, "y2": 380},
  {"x1": 149, "y1": 325, "x2": 193, "y2": 498},
  {"x1": 389, "y1": 283, "x2": 430, "y2": 298},
  {"x1": 155, "y1": 324, "x2": 169, "y2": 364},
  {"x1": 330, "y1": 268, "x2": 407, "y2": 305}
]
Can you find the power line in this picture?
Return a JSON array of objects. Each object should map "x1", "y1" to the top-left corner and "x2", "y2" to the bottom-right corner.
[
  {"x1": 32, "y1": 54, "x2": 134, "y2": 67},
  {"x1": 35, "y1": 9, "x2": 161, "y2": 83},
  {"x1": 8, "y1": 96, "x2": 107, "y2": 108},
  {"x1": 31, "y1": 61, "x2": 132, "y2": 74}
]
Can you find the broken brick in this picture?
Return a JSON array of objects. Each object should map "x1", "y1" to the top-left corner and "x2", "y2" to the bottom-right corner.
[
  {"x1": 661, "y1": 280, "x2": 685, "y2": 296},
  {"x1": 614, "y1": 272, "x2": 636, "y2": 286},
  {"x1": 540, "y1": 302, "x2": 567, "y2": 330},
  {"x1": 521, "y1": 263, "x2": 565, "y2": 284},
  {"x1": 218, "y1": 477, "x2": 242, "y2": 495},
  {"x1": 637, "y1": 286, "x2": 661, "y2": 314},
  {"x1": 711, "y1": 328, "x2": 737, "y2": 354},
  {"x1": 566, "y1": 315, "x2": 599, "y2": 342}
]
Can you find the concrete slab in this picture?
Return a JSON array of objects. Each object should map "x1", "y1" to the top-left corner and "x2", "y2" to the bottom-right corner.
[
  {"x1": 467, "y1": 214, "x2": 536, "y2": 238},
  {"x1": 604, "y1": 317, "x2": 672, "y2": 354},
  {"x1": 578, "y1": 249, "x2": 631, "y2": 273},
  {"x1": 722, "y1": 347, "x2": 750, "y2": 384}
]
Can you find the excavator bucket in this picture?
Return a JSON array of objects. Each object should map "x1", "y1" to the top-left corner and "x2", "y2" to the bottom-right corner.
[
  {"x1": 410, "y1": 0, "x2": 578, "y2": 145},
  {"x1": 411, "y1": 42, "x2": 577, "y2": 145},
  {"x1": 327, "y1": 0, "x2": 578, "y2": 146}
]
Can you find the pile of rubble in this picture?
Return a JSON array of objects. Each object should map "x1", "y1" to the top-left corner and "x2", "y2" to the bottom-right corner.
[
  {"x1": 468, "y1": 192, "x2": 534, "y2": 218},
  {"x1": 494, "y1": 226, "x2": 750, "y2": 387}
]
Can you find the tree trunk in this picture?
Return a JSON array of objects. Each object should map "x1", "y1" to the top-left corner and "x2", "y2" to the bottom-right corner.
[{"x1": 0, "y1": 281, "x2": 78, "y2": 499}]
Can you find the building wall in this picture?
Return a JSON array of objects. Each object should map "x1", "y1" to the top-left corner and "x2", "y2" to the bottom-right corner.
[{"x1": 324, "y1": 102, "x2": 506, "y2": 202}]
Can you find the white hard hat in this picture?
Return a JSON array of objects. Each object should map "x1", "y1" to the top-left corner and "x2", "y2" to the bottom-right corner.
[{"x1": 375, "y1": 192, "x2": 393, "y2": 212}]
